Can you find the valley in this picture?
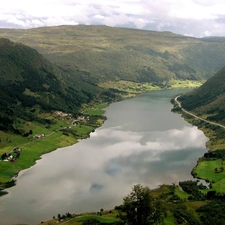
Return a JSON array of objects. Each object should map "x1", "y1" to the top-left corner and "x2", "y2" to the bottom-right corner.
[
  {"x1": 0, "y1": 88, "x2": 209, "y2": 225},
  {"x1": 1, "y1": 25, "x2": 225, "y2": 224}
]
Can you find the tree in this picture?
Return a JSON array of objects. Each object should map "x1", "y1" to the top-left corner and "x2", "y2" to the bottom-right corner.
[
  {"x1": 119, "y1": 184, "x2": 165, "y2": 225},
  {"x1": 1, "y1": 153, "x2": 7, "y2": 160}
]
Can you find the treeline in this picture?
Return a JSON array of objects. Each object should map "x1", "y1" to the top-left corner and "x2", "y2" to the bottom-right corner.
[
  {"x1": 197, "y1": 200, "x2": 225, "y2": 225},
  {"x1": 204, "y1": 149, "x2": 225, "y2": 160}
]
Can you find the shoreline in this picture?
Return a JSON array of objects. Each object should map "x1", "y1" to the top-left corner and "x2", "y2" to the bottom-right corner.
[
  {"x1": 0, "y1": 114, "x2": 106, "y2": 191},
  {"x1": 0, "y1": 85, "x2": 200, "y2": 194},
  {"x1": 172, "y1": 95, "x2": 225, "y2": 192}
]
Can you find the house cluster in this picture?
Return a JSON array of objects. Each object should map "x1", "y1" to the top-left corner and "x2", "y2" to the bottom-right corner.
[
  {"x1": 72, "y1": 116, "x2": 89, "y2": 126},
  {"x1": 1, "y1": 153, "x2": 15, "y2": 162},
  {"x1": 1, "y1": 147, "x2": 21, "y2": 162},
  {"x1": 55, "y1": 111, "x2": 73, "y2": 119},
  {"x1": 33, "y1": 134, "x2": 45, "y2": 139}
]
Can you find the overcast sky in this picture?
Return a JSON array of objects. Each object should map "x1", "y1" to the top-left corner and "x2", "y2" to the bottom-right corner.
[{"x1": 1, "y1": 0, "x2": 225, "y2": 37}]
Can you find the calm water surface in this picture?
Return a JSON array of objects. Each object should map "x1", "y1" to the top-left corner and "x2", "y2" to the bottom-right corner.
[{"x1": 0, "y1": 89, "x2": 208, "y2": 225}]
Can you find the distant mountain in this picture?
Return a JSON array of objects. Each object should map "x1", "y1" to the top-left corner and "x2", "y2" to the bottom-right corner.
[
  {"x1": 179, "y1": 66, "x2": 225, "y2": 124},
  {"x1": 0, "y1": 38, "x2": 105, "y2": 131},
  {"x1": 1, "y1": 25, "x2": 225, "y2": 84}
]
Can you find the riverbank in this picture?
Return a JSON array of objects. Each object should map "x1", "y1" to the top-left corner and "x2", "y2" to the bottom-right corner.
[
  {"x1": 0, "y1": 81, "x2": 202, "y2": 192},
  {"x1": 172, "y1": 95, "x2": 225, "y2": 193},
  {"x1": 0, "y1": 105, "x2": 107, "y2": 190},
  {"x1": 0, "y1": 86, "x2": 208, "y2": 225}
]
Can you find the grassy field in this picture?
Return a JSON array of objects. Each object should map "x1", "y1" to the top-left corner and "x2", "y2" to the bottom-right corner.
[
  {"x1": 76, "y1": 214, "x2": 119, "y2": 223},
  {"x1": 41, "y1": 210, "x2": 120, "y2": 225},
  {"x1": 164, "y1": 211, "x2": 176, "y2": 225},
  {"x1": 172, "y1": 101, "x2": 225, "y2": 194},
  {"x1": 0, "y1": 81, "x2": 202, "y2": 187},
  {"x1": 193, "y1": 159, "x2": 225, "y2": 193},
  {"x1": 174, "y1": 186, "x2": 190, "y2": 199},
  {"x1": 194, "y1": 159, "x2": 225, "y2": 183},
  {"x1": 99, "y1": 80, "x2": 202, "y2": 98},
  {"x1": 0, "y1": 106, "x2": 104, "y2": 186},
  {"x1": 99, "y1": 80, "x2": 161, "y2": 94},
  {"x1": 81, "y1": 102, "x2": 108, "y2": 116},
  {"x1": 0, "y1": 124, "x2": 95, "y2": 183},
  {"x1": 169, "y1": 79, "x2": 203, "y2": 88}
]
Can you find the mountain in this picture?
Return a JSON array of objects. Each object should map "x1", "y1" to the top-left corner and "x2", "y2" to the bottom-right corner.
[
  {"x1": 1, "y1": 25, "x2": 225, "y2": 85},
  {"x1": 179, "y1": 66, "x2": 225, "y2": 124},
  {"x1": 2, "y1": 25, "x2": 225, "y2": 131},
  {"x1": 0, "y1": 38, "x2": 106, "y2": 132}
]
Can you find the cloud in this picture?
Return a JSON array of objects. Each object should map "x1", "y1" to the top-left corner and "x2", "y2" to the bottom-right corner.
[
  {"x1": 1, "y1": 123, "x2": 208, "y2": 224},
  {"x1": 1, "y1": 0, "x2": 225, "y2": 36}
]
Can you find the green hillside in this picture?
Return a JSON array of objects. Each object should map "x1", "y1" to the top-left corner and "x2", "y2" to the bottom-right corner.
[
  {"x1": 0, "y1": 38, "x2": 106, "y2": 132},
  {"x1": 0, "y1": 38, "x2": 116, "y2": 186},
  {"x1": 179, "y1": 66, "x2": 225, "y2": 125},
  {"x1": 2, "y1": 26, "x2": 225, "y2": 224},
  {"x1": 175, "y1": 66, "x2": 225, "y2": 193},
  {"x1": 1, "y1": 25, "x2": 225, "y2": 85}
]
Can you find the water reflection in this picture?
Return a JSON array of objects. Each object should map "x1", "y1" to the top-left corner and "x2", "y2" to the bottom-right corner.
[{"x1": 0, "y1": 89, "x2": 208, "y2": 225}]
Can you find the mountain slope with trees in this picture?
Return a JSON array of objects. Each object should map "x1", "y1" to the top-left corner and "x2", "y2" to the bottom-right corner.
[
  {"x1": 0, "y1": 38, "x2": 108, "y2": 132},
  {"x1": 1, "y1": 25, "x2": 225, "y2": 85},
  {"x1": 179, "y1": 66, "x2": 225, "y2": 125}
]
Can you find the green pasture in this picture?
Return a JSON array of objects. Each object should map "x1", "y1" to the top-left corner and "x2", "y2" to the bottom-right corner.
[
  {"x1": 194, "y1": 159, "x2": 225, "y2": 183},
  {"x1": 169, "y1": 79, "x2": 203, "y2": 88},
  {"x1": 211, "y1": 178, "x2": 225, "y2": 192},
  {"x1": 150, "y1": 184, "x2": 171, "y2": 198},
  {"x1": 73, "y1": 125, "x2": 94, "y2": 138},
  {"x1": 193, "y1": 159, "x2": 225, "y2": 193},
  {"x1": 76, "y1": 215, "x2": 119, "y2": 223},
  {"x1": 164, "y1": 211, "x2": 176, "y2": 225},
  {"x1": 83, "y1": 103, "x2": 108, "y2": 116},
  {"x1": 0, "y1": 131, "x2": 27, "y2": 154},
  {"x1": 174, "y1": 186, "x2": 190, "y2": 199},
  {"x1": 41, "y1": 210, "x2": 120, "y2": 225},
  {"x1": 0, "y1": 131, "x2": 79, "y2": 183},
  {"x1": 99, "y1": 80, "x2": 161, "y2": 94},
  {"x1": 0, "y1": 118, "x2": 95, "y2": 184}
]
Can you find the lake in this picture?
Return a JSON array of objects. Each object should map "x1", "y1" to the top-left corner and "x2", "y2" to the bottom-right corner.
[{"x1": 0, "y1": 89, "x2": 208, "y2": 225}]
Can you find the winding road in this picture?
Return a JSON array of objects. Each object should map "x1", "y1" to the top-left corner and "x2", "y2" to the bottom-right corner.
[{"x1": 175, "y1": 95, "x2": 225, "y2": 129}]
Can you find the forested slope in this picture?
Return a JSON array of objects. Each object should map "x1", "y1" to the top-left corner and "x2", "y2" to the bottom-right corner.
[
  {"x1": 179, "y1": 66, "x2": 225, "y2": 124},
  {"x1": 1, "y1": 25, "x2": 225, "y2": 84},
  {"x1": 0, "y1": 38, "x2": 107, "y2": 132}
]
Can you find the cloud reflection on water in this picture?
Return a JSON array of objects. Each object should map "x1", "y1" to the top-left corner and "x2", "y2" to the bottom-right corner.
[
  {"x1": 0, "y1": 90, "x2": 209, "y2": 225},
  {"x1": 13, "y1": 125, "x2": 206, "y2": 203},
  {"x1": 17, "y1": 125, "x2": 208, "y2": 203}
]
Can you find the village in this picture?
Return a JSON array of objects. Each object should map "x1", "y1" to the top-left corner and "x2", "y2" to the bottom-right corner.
[
  {"x1": 1, "y1": 147, "x2": 21, "y2": 162},
  {"x1": 0, "y1": 110, "x2": 91, "y2": 164}
]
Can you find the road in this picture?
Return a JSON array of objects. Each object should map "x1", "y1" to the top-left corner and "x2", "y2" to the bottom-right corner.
[
  {"x1": 2, "y1": 120, "x2": 77, "y2": 158},
  {"x1": 174, "y1": 95, "x2": 225, "y2": 129}
]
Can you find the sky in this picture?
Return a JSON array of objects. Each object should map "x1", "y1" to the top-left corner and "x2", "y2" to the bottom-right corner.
[{"x1": 1, "y1": 0, "x2": 225, "y2": 37}]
